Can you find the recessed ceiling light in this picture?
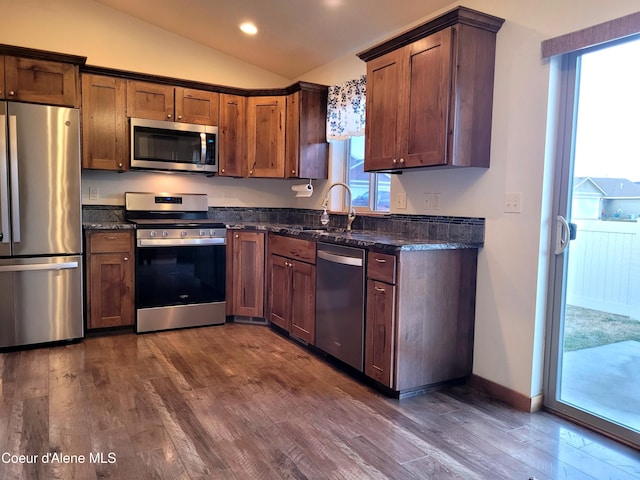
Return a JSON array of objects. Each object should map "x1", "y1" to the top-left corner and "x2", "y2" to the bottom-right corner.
[{"x1": 240, "y1": 22, "x2": 258, "y2": 35}]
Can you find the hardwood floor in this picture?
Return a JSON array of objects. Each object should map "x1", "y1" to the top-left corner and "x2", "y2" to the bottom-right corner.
[{"x1": 0, "y1": 323, "x2": 639, "y2": 479}]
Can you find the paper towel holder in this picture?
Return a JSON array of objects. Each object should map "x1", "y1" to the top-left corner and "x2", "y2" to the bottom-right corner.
[{"x1": 291, "y1": 179, "x2": 314, "y2": 197}]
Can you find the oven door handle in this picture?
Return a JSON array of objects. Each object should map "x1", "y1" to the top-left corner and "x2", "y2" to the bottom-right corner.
[{"x1": 138, "y1": 237, "x2": 226, "y2": 247}]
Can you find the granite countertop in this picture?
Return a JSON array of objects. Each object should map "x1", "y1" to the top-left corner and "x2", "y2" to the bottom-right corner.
[
  {"x1": 228, "y1": 223, "x2": 481, "y2": 251},
  {"x1": 82, "y1": 220, "x2": 480, "y2": 250},
  {"x1": 83, "y1": 221, "x2": 136, "y2": 230}
]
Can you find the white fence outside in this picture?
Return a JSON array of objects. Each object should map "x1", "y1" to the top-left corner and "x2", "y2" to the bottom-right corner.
[{"x1": 566, "y1": 219, "x2": 640, "y2": 320}]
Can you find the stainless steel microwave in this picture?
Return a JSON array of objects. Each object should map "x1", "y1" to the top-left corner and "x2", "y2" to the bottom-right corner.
[{"x1": 130, "y1": 118, "x2": 218, "y2": 174}]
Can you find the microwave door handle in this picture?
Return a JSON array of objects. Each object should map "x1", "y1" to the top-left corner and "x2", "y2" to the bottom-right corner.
[
  {"x1": 0, "y1": 114, "x2": 9, "y2": 244},
  {"x1": 200, "y1": 132, "x2": 206, "y2": 165}
]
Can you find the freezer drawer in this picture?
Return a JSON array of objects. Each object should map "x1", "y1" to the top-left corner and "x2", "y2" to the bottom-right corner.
[{"x1": 0, "y1": 256, "x2": 84, "y2": 348}]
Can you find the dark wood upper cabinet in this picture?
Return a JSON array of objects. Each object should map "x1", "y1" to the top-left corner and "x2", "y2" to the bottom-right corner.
[
  {"x1": 174, "y1": 87, "x2": 219, "y2": 125},
  {"x1": 285, "y1": 85, "x2": 329, "y2": 179},
  {"x1": 219, "y1": 93, "x2": 246, "y2": 177},
  {"x1": 359, "y1": 7, "x2": 504, "y2": 172},
  {"x1": 82, "y1": 74, "x2": 128, "y2": 171},
  {"x1": 2, "y1": 56, "x2": 79, "y2": 107},
  {"x1": 126, "y1": 81, "x2": 219, "y2": 125},
  {"x1": 0, "y1": 56, "x2": 4, "y2": 99},
  {"x1": 246, "y1": 96, "x2": 286, "y2": 178},
  {"x1": 126, "y1": 81, "x2": 174, "y2": 121}
]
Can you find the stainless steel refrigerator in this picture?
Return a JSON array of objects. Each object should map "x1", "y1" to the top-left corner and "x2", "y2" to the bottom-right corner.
[{"x1": 0, "y1": 102, "x2": 83, "y2": 348}]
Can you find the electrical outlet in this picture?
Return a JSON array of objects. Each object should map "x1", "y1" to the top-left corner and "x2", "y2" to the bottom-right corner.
[
  {"x1": 424, "y1": 192, "x2": 441, "y2": 210},
  {"x1": 504, "y1": 192, "x2": 522, "y2": 213},
  {"x1": 395, "y1": 192, "x2": 407, "y2": 209},
  {"x1": 89, "y1": 186, "x2": 98, "y2": 200}
]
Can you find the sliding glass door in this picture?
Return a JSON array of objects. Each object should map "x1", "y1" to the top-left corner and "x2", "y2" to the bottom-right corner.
[{"x1": 545, "y1": 35, "x2": 640, "y2": 448}]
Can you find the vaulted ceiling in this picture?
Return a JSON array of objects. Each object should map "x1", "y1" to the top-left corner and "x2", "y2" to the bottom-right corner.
[{"x1": 95, "y1": 0, "x2": 453, "y2": 79}]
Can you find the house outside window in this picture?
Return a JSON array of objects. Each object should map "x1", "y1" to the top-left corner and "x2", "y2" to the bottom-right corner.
[{"x1": 345, "y1": 136, "x2": 390, "y2": 212}]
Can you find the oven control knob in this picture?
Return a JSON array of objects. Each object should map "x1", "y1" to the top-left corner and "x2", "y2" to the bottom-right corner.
[
  {"x1": 181, "y1": 231, "x2": 188, "y2": 237},
  {"x1": 149, "y1": 231, "x2": 157, "y2": 237},
  {"x1": 162, "y1": 231, "x2": 168, "y2": 237},
  {"x1": 199, "y1": 230, "x2": 206, "y2": 236}
]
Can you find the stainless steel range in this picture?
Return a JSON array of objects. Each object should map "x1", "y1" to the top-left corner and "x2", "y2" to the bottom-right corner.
[{"x1": 125, "y1": 192, "x2": 226, "y2": 333}]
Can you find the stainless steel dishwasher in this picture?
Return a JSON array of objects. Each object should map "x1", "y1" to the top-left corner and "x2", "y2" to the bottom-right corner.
[{"x1": 315, "y1": 242, "x2": 366, "y2": 371}]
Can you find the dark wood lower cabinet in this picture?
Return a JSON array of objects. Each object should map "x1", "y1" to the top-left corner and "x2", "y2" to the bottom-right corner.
[
  {"x1": 226, "y1": 230, "x2": 265, "y2": 318},
  {"x1": 365, "y1": 248, "x2": 478, "y2": 395},
  {"x1": 365, "y1": 279, "x2": 396, "y2": 387},
  {"x1": 85, "y1": 230, "x2": 134, "y2": 329},
  {"x1": 267, "y1": 234, "x2": 316, "y2": 344}
]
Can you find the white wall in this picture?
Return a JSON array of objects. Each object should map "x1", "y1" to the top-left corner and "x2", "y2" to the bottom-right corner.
[
  {"x1": 4, "y1": 0, "x2": 639, "y2": 399},
  {"x1": 303, "y1": 0, "x2": 640, "y2": 399}
]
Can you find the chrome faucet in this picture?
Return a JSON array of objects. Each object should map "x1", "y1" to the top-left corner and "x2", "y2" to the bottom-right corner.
[{"x1": 321, "y1": 182, "x2": 356, "y2": 231}]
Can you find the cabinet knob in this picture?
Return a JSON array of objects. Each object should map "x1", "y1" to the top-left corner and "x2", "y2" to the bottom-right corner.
[
  {"x1": 8, "y1": 91, "x2": 15, "y2": 96},
  {"x1": 249, "y1": 170, "x2": 253, "y2": 175},
  {"x1": 392, "y1": 158, "x2": 397, "y2": 164},
  {"x1": 123, "y1": 257, "x2": 129, "y2": 261},
  {"x1": 178, "y1": 115, "x2": 182, "y2": 120},
  {"x1": 291, "y1": 169, "x2": 296, "y2": 174},
  {"x1": 221, "y1": 168, "x2": 225, "y2": 173},
  {"x1": 399, "y1": 158, "x2": 405, "y2": 164},
  {"x1": 167, "y1": 114, "x2": 172, "y2": 119},
  {"x1": 118, "y1": 163, "x2": 123, "y2": 168},
  {"x1": 235, "y1": 234, "x2": 239, "y2": 238}
]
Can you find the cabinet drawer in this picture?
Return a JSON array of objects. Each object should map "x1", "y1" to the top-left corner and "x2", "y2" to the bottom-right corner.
[
  {"x1": 367, "y1": 251, "x2": 396, "y2": 284},
  {"x1": 88, "y1": 231, "x2": 132, "y2": 254},
  {"x1": 269, "y1": 234, "x2": 316, "y2": 264}
]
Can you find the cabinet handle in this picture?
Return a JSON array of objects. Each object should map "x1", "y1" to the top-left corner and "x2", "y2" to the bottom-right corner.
[
  {"x1": 374, "y1": 258, "x2": 386, "y2": 263},
  {"x1": 374, "y1": 286, "x2": 386, "y2": 292}
]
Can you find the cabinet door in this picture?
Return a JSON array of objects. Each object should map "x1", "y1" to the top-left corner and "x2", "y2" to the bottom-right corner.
[
  {"x1": 230, "y1": 231, "x2": 265, "y2": 317},
  {"x1": 290, "y1": 261, "x2": 315, "y2": 344},
  {"x1": 285, "y1": 90, "x2": 328, "y2": 179},
  {"x1": 399, "y1": 28, "x2": 453, "y2": 168},
  {"x1": 127, "y1": 81, "x2": 174, "y2": 121},
  {"x1": 82, "y1": 74, "x2": 128, "y2": 171},
  {"x1": 174, "y1": 87, "x2": 219, "y2": 125},
  {"x1": 88, "y1": 252, "x2": 134, "y2": 329},
  {"x1": 219, "y1": 94, "x2": 246, "y2": 177},
  {"x1": 246, "y1": 96, "x2": 285, "y2": 177},
  {"x1": 268, "y1": 254, "x2": 291, "y2": 331},
  {"x1": 0, "y1": 56, "x2": 5, "y2": 98},
  {"x1": 364, "y1": 49, "x2": 404, "y2": 172},
  {"x1": 4, "y1": 57, "x2": 79, "y2": 107},
  {"x1": 365, "y1": 279, "x2": 396, "y2": 387}
]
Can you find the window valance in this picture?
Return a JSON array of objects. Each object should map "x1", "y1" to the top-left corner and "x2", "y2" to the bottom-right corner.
[{"x1": 326, "y1": 75, "x2": 366, "y2": 140}]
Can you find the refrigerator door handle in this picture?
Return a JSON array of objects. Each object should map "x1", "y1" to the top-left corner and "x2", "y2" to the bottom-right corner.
[
  {"x1": 0, "y1": 113, "x2": 9, "y2": 244},
  {"x1": 8, "y1": 115, "x2": 20, "y2": 244},
  {"x1": 0, "y1": 261, "x2": 79, "y2": 273}
]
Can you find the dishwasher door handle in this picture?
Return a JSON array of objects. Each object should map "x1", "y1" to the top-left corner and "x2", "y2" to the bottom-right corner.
[{"x1": 317, "y1": 250, "x2": 363, "y2": 267}]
